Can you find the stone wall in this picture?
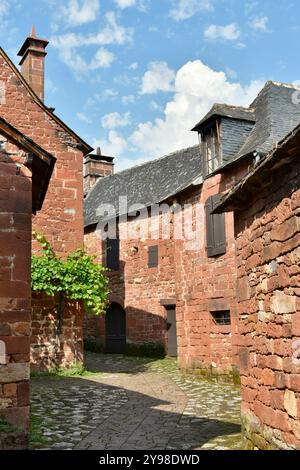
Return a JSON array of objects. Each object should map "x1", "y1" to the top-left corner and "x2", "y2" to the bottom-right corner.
[
  {"x1": 31, "y1": 294, "x2": 83, "y2": 372},
  {"x1": 0, "y1": 51, "x2": 85, "y2": 369},
  {"x1": 235, "y1": 157, "x2": 300, "y2": 449},
  {"x1": 84, "y1": 156, "x2": 252, "y2": 372},
  {"x1": 174, "y1": 165, "x2": 248, "y2": 378},
  {"x1": 84, "y1": 211, "x2": 176, "y2": 353},
  {"x1": 0, "y1": 146, "x2": 32, "y2": 448}
]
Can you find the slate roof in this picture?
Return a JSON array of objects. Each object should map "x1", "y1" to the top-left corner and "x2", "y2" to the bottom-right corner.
[
  {"x1": 192, "y1": 104, "x2": 256, "y2": 131},
  {"x1": 214, "y1": 123, "x2": 300, "y2": 214},
  {"x1": 197, "y1": 81, "x2": 300, "y2": 173},
  {"x1": 84, "y1": 145, "x2": 202, "y2": 228},
  {"x1": 234, "y1": 81, "x2": 300, "y2": 161}
]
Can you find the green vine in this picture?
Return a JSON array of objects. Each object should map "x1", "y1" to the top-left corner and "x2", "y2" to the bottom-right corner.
[{"x1": 32, "y1": 233, "x2": 109, "y2": 332}]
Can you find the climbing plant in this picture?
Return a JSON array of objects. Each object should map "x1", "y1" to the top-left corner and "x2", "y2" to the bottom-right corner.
[{"x1": 32, "y1": 232, "x2": 109, "y2": 333}]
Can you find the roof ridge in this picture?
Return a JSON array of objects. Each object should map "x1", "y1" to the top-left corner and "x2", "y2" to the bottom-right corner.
[
  {"x1": 266, "y1": 80, "x2": 300, "y2": 89},
  {"x1": 250, "y1": 80, "x2": 300, "y2": 108},
  {"x1": 86, "y1": 144, "x2": 200, "y2": 199},
  {"x1": 213, "y1": 103, "x2": 254, "y2": 111},
  {"x1": 0, "y1": 47, "x2": 92, "y2": 154}
]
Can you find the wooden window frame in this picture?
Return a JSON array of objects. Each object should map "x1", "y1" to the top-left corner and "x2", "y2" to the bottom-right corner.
[
  {"x1": 205, "y1": 194, "x2": 227, "y2": 258},
  {"x1": 211, "y1": 310, "x2": 231, "y2": 326},
  {"x1": 202, "y1": 121, "x2": 222, "y2": 176}
]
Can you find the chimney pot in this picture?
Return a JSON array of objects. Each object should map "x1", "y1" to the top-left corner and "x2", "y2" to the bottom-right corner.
[
  {"x1": 31, "y1": 25, "x2": 37, "y2": 38},
  {"x1": 84, "y1": 151, "x2": 114, "y2": 195}
]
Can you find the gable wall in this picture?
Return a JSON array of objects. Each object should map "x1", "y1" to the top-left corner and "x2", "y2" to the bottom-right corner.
[{"x1": 0, "y1": 54, "x2": 85, "y2": 370}]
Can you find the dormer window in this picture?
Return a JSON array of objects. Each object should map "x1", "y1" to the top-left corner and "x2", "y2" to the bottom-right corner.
[{"x1": 201, "y1": 121, "x2": 222, "y2": 176}]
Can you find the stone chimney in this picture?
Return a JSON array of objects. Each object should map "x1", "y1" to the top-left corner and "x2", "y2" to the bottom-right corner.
[
  {"x1": 17, "y1": 26, "x2": 49, "y2": 101},
  {"x1": 84, "y1": 147, "x2": 114, "y2": 195}
]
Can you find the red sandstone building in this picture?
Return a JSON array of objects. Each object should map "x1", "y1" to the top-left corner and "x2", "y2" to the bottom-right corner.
[
  {"x1": 216, "y1": 124, "x2": 300, "y2": 449},
  {"x1": 0, "y1": 114, "x2": 55, "y2": 449},
  {"x1": 0, "y1": 30, "x2": 92, "y2": 372},
  {"x1": 84, "y1": 81, "x2": 300, "y2": 382},
  {"x1": 0, "y1": 29, "x2": 91, "y2": 448}
]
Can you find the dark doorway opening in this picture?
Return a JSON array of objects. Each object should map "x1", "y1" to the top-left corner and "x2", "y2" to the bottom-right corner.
[
  {"x1": 166, "y1": 306, "x2": 177, "y2": 357},
  {"x1": 105, "y1": 303, "x2": 126, "y2": 354}
]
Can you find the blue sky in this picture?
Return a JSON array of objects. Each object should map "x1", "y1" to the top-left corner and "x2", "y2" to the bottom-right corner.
[{"x1": 1, "y1": 0, "x2": 300, "y2": 170}]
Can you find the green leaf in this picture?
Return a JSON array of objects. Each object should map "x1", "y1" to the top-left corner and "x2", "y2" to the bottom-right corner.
[{"x1": 32, "y1": 233, "x2": 109, "y2": 316}]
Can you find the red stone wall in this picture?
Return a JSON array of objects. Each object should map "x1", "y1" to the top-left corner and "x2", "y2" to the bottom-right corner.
[
  {"x1": 175, "y1": 160, "x2": 251, "y2": 378},
  {"x1": 85, "y1": 212, "x2": 176, "y2": 353},
  {"x1": 235, "y1": 157, "x2": 300, "y2": 449},
  {"x1": 84, "y1": 157, "x2": 252, "y2": 367},
  {"x1": 0, "y1": 145, "x2": 32, "y2": 448},
  {"x1": 31, "y1": 294, "x2": 83, "y2": 371},
  {"x1": 0, "y1": 53, "x2": 85, "y2": 369},
  {"x1": 84, "y1": 158, "x2": 114, "y2": 194}
]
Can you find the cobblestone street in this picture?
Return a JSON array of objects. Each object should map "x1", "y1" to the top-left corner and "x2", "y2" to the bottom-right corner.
[{"x1": 31, "y1": 354, "x2": 243, "y2": 451}]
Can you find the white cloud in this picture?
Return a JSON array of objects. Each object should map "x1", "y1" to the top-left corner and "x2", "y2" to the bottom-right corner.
[
  {"x1": 140, "y1": 61, "x2": 176, "y2": 94},
  {"x1": 114, "y1": 0, "x2": 150, "y2": 11},
  {"x1": 61, "y1": 0, "x2": 100, "y2": 27},
  {"x1": 225, "y1": 67, "x2": 238, "y2": 79},
  {"x1": 94, "y1": 130, "x2": 128, "y2": 157},
  {"x1": 129, "y1": 62, "x2": 139, "y2": 70},
  {"x1": 45, "y1": 78, "x2": 58, "y2": 94},
  {"x1": 115, "y1": 0, "x2": 136, "y2": 7},
  {"x1": 128, "y1": 60, "x2": 263, "y2": 162},
  {"x1": 102, "y1": 112, "x2": 131, "y2": 129},
  {"x1": 52, "y1": 12, "x2": 133, "y2": 75},
  {"x1": 0, "y1": 0, "x2": 9, "y2": 17},
  {"x1": 150, "y1": 100, "x2": 163, "y2": 112},
  {"x1": 249, "y1": 16, "x2": 270, "y2": 33},
  {"x1": 148, "y1": 25, "x2": 158, "y2": 33},
  {"x1": 57, "y1": 46, "x2": 115, "y2": 73},
  {"x1": 52, "y1": 12, "x2": 133, "y2": 49},
  {"x1": 122, "y1": 94, "x2": 136, "y2": 105},
  {"x1": 90, "y1": 48, "x2": 115, "y2": 69},
  {"x1": 170, "y1": 0, "x2": 214, "y2": 21},
  {"x1": 204, "y1": 23, "x2": 241, "y2": 41},
  {"x1": 86, "y1": 89, "x2": 119, "y2": 107},
  {"x1": 77, "y1": 112, "x2": 92, "y2": 123}
]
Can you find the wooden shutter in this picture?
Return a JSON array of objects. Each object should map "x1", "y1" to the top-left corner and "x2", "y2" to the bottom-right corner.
[
  {"x1": 106, "y1": 238, "x2": 120, "y2": 271},
  {"x1": 148, "y1": 245, "x2": 158, "y2": 268},
  {"x1": 205, "y1": 194, "x2": 227, "y2": 257}
]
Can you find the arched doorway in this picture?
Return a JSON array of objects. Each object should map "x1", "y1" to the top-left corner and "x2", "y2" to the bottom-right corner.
[{"x1": 105, "y1": 303, "x2": 126, "y2": 354}]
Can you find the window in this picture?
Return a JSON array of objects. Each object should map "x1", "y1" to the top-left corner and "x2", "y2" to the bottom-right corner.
[
  {"x1": 106, "y1": 237, "x2": 120, "y2": 271},
  {"x1": 201, "y1": 122, "x2": 222, "y2": 176},
  {"x1": 205, "y1": 194, "x2": 227, "y2": 258},
  {"x1": 211, "y1": 310, "x2": 231, "y2": 326},
  {"x1": 148, "y1": 245, "x2": 158, "y2": 268}
]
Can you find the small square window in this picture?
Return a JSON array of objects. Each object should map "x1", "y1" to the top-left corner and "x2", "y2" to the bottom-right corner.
[{"x1": 211, "y1": 310, "x2": 231, "y2": 325}]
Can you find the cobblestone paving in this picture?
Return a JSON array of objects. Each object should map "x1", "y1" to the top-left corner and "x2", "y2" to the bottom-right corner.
[{"x1": 31, "y1": 354, "x2": 243, "y2": 450}]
